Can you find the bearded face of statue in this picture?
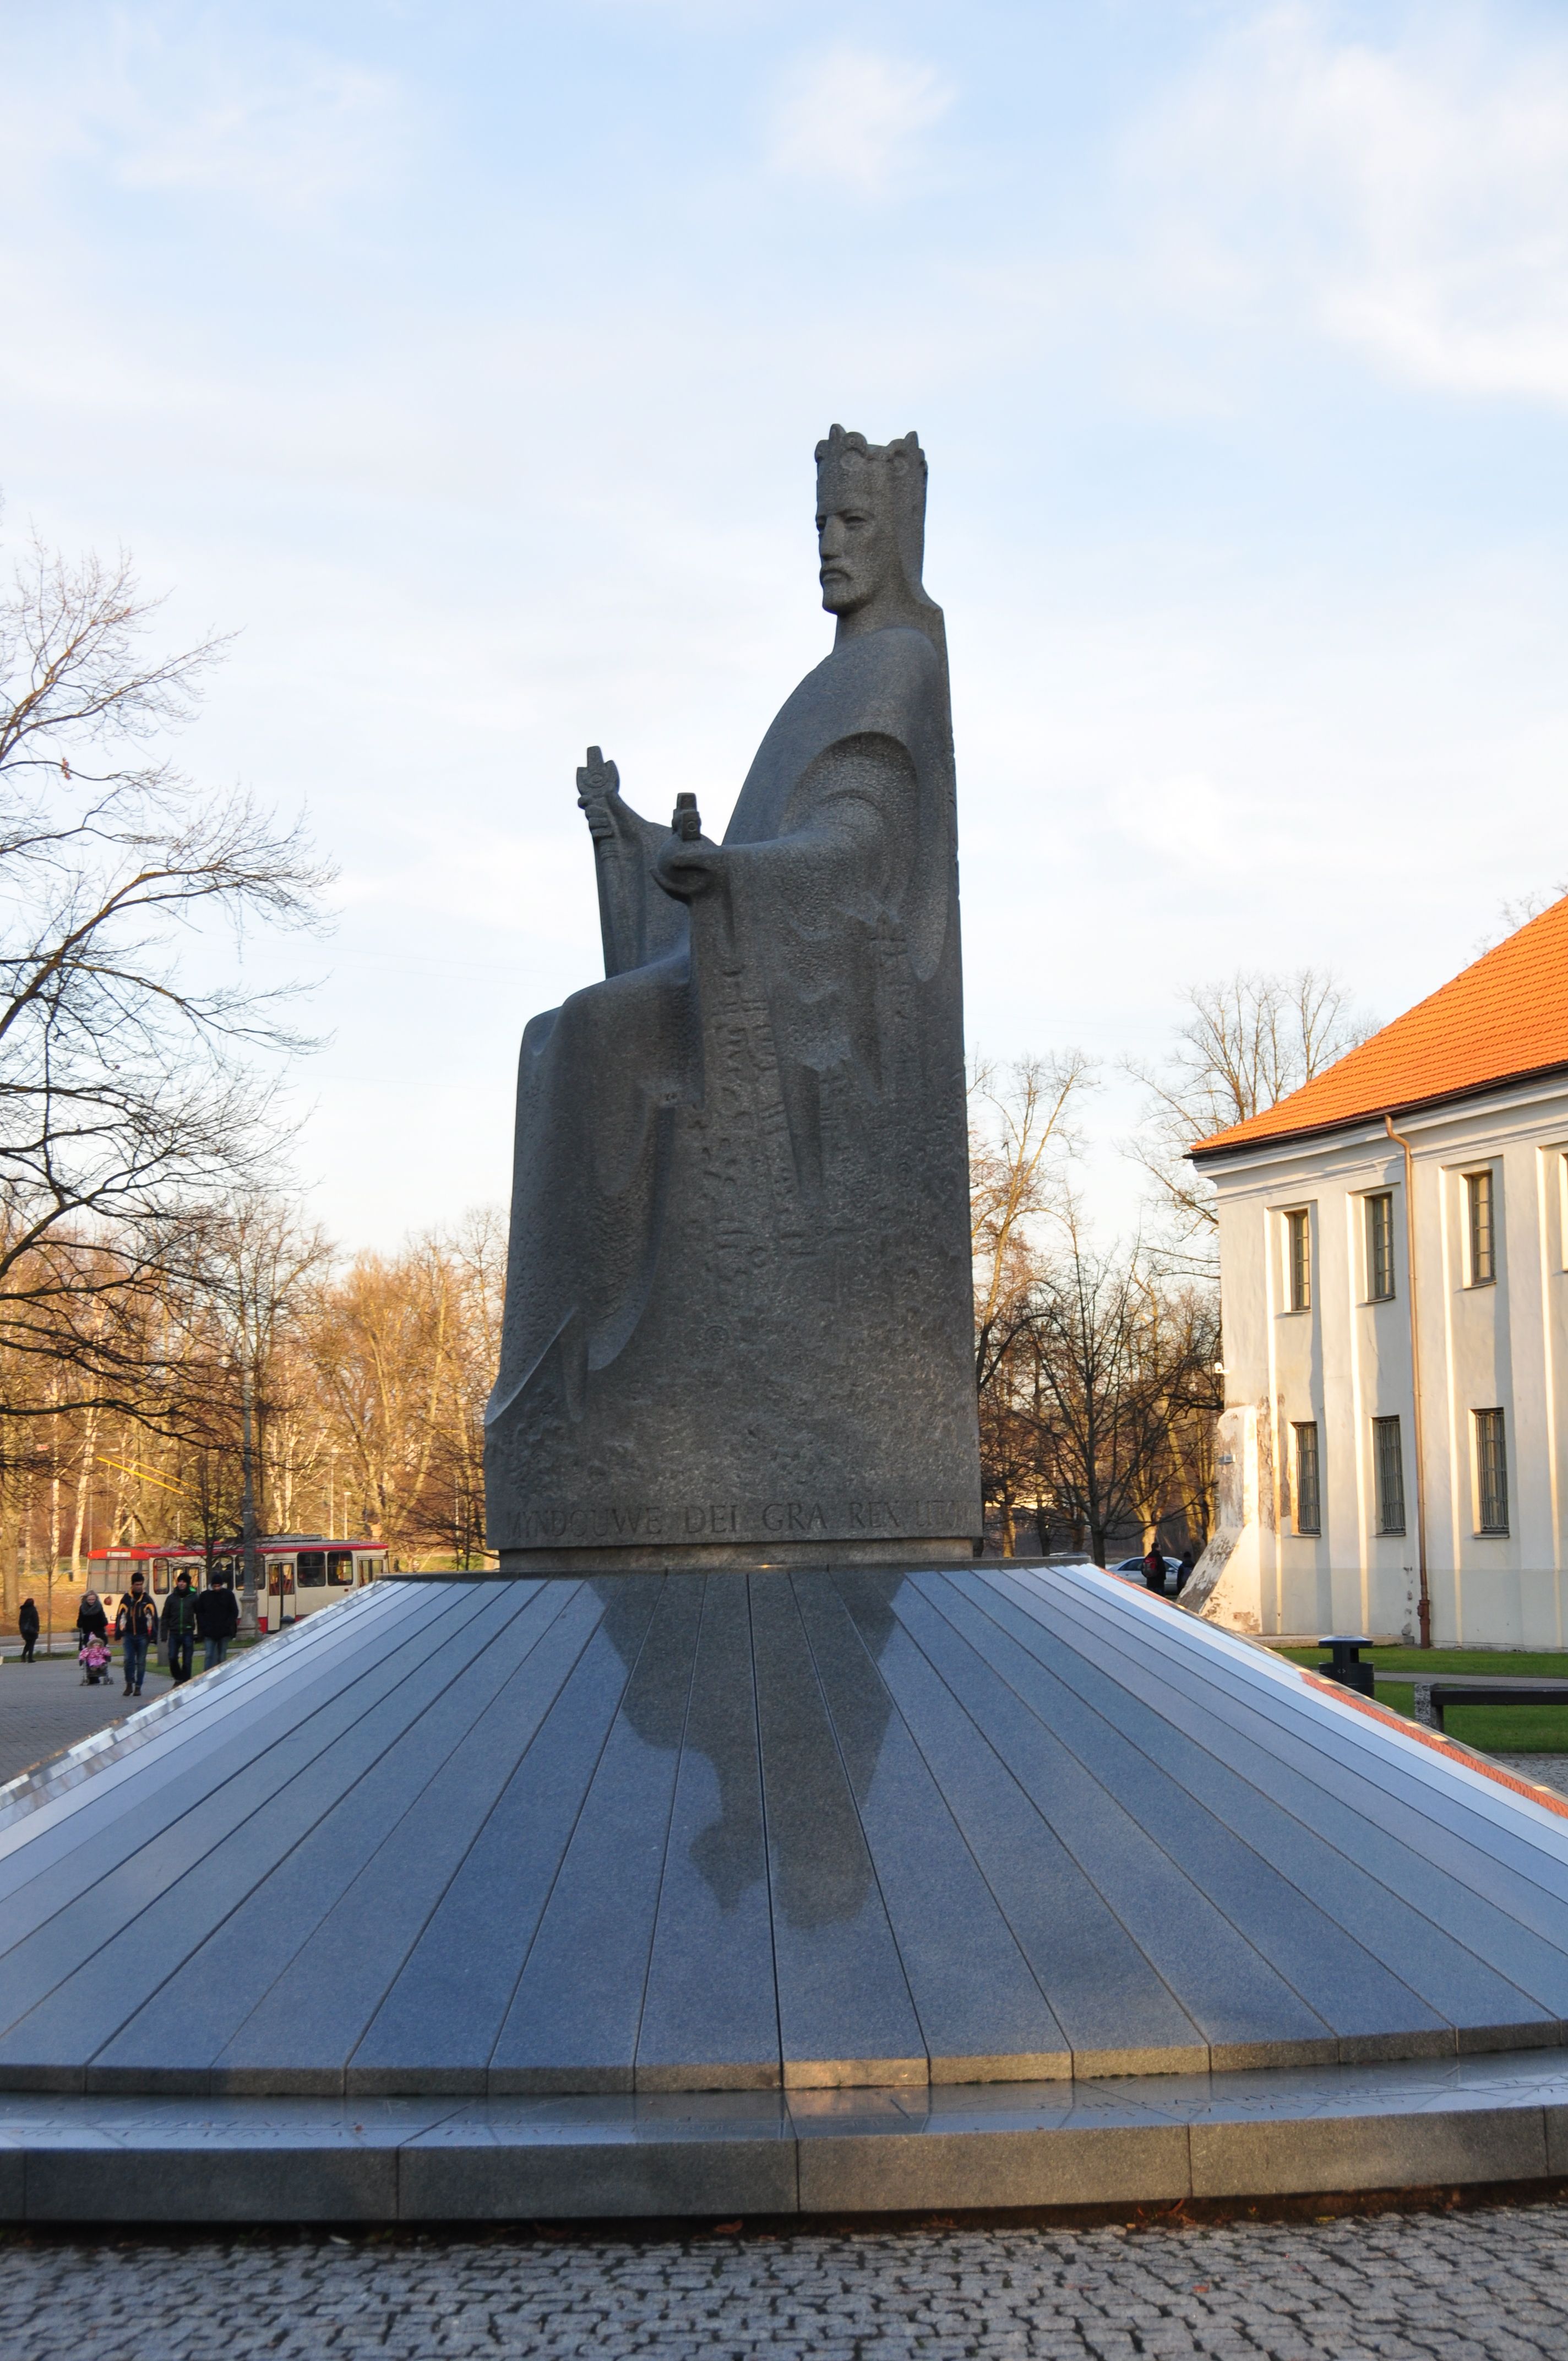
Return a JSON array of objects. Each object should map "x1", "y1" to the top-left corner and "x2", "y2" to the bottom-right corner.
[{"x1": 816, "y1": 483, "x2": 902, "y2": 624}]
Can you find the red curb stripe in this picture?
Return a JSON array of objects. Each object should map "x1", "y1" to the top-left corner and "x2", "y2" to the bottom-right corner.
[{"x1": 1295, "y1": 1667, "x2": 1568, "y2": 1821}]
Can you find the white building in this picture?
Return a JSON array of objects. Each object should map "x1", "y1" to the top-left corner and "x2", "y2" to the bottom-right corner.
[{"x1": 1186, "y1": 898, "x2": 1568, "y2": 1647}]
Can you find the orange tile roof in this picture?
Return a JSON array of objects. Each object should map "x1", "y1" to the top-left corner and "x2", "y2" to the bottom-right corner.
[{"x1": 1191, "y1": 895, "x2": 1568, "y2": 1158}]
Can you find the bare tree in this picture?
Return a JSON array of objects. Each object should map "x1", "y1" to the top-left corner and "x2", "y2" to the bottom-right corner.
[
  {"x1": 420, "y1": 1207, "x2": 506, "y2": 1569},
  {"x1": 1124, "y1": 969, "x2": 1373, "y2": 1261},
  {"x1": 0, "y1": 525, "x2": 333, "y2": 1417},
  {"x1": 1023, "y1": 1211, "x2": 1221, "y2": 1565},
  {"x1": 0, "y1": 1203, "x2": 519, "y2": 1620},
  {"x1": 1476, "y1": 883, "x2": 1568, "y2": 954},
  {"x1": 187, "y1": 1194, "x2": 333, "y2": 1619},
  {"x1": 968, "y1": 1053, "x2": 1098, "y2": 1555},
  {"x1": 303, "y1": 1236, "x2": 459, "y2": 1564},
  {"x1": 971, "y1": 1051, "x2": 1094, "y2": 1396}
]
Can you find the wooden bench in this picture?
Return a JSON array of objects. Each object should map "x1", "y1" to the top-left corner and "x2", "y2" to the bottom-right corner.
[{"x1": 1422, "y1": 1682, "x2": 1568, "y2": 1732}]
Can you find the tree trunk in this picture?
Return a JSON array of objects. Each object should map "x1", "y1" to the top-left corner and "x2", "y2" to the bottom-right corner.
[{"x1": 69, "y1": 1407, "x2": 98, "y2": 1580}]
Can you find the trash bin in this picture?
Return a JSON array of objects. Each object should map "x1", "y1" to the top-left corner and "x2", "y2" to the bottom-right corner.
[{"x1": 1317, "y1": 1635, "x2": 1375, "y2": 1698}]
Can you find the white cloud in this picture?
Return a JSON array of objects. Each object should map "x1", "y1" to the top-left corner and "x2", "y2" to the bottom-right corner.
[
  {"x1": 113, "y1": 56, "x2": 401, "y2": 208},
  {"x1": 1106, "y1": 773, "x2": 1267, "y2": 878},
  {"x1": 768, "y1": 42, "x2": 952, "y2": 195},
  {"x1": 0, "y1": 25, "x2": 402, "y2": 216},
  {"x1": 1134, "y1": 3, "x2": 1568, "y2": 402}
]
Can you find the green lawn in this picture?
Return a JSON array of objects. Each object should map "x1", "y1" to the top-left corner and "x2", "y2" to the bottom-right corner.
[
  {"x1": 1272, "y1": 1644, "x2": 1568, "y2": 1753},
  {"x1": 1276, "y1": 1645, "x2": 1568, "y2": 1677}
]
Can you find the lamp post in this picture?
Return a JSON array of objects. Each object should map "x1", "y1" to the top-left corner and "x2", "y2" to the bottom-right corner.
[
  {"x1": 240, "y1": 1361, "x2": 260, "y2": 1636},
  {"x1": 1384, "y1": 1114, "x2": 1433, "y2": 1650}
]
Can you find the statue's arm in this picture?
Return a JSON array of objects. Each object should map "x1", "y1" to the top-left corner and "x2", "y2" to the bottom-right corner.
[{"x1": 654, "y1": 733, "x2": 914, "y2": 913}]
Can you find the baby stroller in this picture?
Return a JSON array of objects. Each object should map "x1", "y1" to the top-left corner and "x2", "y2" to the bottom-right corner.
[{"x1": 78, "y1": 1636, "x2": 112, "y2": 1687}]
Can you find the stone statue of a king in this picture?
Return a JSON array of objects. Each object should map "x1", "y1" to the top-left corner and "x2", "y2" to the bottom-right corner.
[{"x1": 485, "y1": 428, "x2": 983, "y2": 1571}]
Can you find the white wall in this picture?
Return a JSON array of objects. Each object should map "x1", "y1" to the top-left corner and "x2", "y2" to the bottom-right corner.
[{"x1": 1196, "y1": 1075, "x2": 1568, "y2": 1645}]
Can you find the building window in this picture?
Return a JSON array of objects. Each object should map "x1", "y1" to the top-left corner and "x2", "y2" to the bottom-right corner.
[
  {"x1": 1474, "y1": 1408, "x2": 1509, "y2": 1535},
  {"x1": 1372, "y1": 1416, "x2": 1405, "y2": 1535},
  {"x1": 1286, "y1": 1209, "x2": 1311, "y2": 1312},
  {"x1": 1292, "y1": 1421, "x2": 1321, "y2": 1535},
  {"x1": 1365, "y1": 1192, "x2": 1395, "y2": 1301},
  {"x1": 1466, "y1": 1169, "x2": 1496, "y2": 1286}
]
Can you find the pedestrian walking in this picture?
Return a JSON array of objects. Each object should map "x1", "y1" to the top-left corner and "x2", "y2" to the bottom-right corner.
[
  {"x1": 17, "y1": 1598, "x2": 39, "y2": 1662},
  {"x1": 196, "y1": 1572, "x2": 238, "y2": 1671},
  {"x1": 115, "y1": 1574, "x2": 159, "y2": 1697},
  {"x1": 1174, "y1": 1547, "x2": 1196, "y2": 1593},
  {"x1": 75, "y1": 1588, "x2": 110, "y2": 1686},
  {"x1": 161, "y1": 1571, "x2": 200, "y2": 1686},
  {"x1": 1141, "y1": 1544, "x2": 1167, "y2": 1594}
]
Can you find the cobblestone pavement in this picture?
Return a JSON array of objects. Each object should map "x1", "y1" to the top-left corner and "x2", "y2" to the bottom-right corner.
[
  {"x1": 0, "y1": 1655, "x2": 172, "y2": 1784},
  {"x1": 3, "y1": 2202, "x2": 1568, "y2": 2359}
]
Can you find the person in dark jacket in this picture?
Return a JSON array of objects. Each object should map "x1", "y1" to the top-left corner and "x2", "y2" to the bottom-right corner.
[
  {"x1": 75, "y1": 1590, "x2": 108, "y2": 1645},
  {"x1": 160, "y1": 1571, "x2": 199, "y2": 1685},
  {"x1": 115, "y1": 1574, "x2": 159, "y2": 1696},
  {"x1": 17, "y1": 1598, "x2": 39, "y2": 1662},
  {"x1": 1141, "y1": 1544, "x2": 1167, "y2": 1594},
  {"x1": 195, "y1": 1575, "x2": 239, "y2": 1671},
  {"x1": 1174, "y1": 1548, "x2": 1196, "y2": 1593}
]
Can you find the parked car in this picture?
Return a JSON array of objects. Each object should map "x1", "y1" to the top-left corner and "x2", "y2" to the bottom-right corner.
[{"x1": 1114, "y1": 1554, "x2": 1183, "y2": 1588}]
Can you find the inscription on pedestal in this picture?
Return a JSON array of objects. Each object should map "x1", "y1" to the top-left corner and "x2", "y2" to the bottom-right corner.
[{"x1": 515, "y1": 1497, "x2": 965, "y2": 1547}]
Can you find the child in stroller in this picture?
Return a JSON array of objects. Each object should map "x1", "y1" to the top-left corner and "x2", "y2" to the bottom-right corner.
[{"x1": 78, "y1": 1635, "x2": 112, "y2": 1686}]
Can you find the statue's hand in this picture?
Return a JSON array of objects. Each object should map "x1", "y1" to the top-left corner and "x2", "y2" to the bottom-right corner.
[
  {"x1": 655, "y1": 834, "x2": 723, "y2": 901},
  {"x1": 576, "y1": 745, "x2": 623, "y2": 845}
]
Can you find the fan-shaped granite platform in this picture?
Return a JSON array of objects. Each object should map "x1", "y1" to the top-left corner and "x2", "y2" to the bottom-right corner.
[{"x1": 5, "y1": 1563, "x2": 1568, "y2": 2218}]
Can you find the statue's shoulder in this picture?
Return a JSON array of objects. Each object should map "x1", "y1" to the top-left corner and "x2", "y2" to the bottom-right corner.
[
  {"x1": 801, "y1": 624, "x2": 944, "y2": 733},
  {"x1": 827, "y1": 623, "x2": 941, "y2": 688},
  {"x1": 731, "y1": 627, "x2": 946, "y2": 844}
]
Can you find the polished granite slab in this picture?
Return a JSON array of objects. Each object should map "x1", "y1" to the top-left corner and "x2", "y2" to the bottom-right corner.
[
  {"x1": 5, "y1": 1565, "x2": 1568, "y2": 2106},
  {"x1": 3, "y1": 2047, "x2": 1568, "y2": 2219}
]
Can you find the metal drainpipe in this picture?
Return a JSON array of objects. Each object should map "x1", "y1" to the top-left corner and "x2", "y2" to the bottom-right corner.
[{"x1": 1385, "y1": 1113, "x2": 1433, "y2": 1647}]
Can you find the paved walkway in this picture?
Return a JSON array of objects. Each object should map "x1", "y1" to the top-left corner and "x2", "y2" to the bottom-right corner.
[
  {"x1": 3, "y1": 2202, "x2": 1568, "y2": 2357},
  {"x1": 0, "y1": 1655, "x2": 172, "y2": 1785}
]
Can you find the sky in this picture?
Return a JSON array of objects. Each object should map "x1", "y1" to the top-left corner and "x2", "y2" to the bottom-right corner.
[{"x1": 5, "y1": 0, "x2": 1568, "y2": 1248}]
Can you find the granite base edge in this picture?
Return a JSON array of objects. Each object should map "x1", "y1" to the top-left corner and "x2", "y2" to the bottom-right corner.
[{"x1": 6, "y1": 2052, "x2": 1568, "y2": 2222}]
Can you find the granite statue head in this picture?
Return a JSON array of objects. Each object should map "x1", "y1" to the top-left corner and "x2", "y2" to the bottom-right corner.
[{"x1": 815, "y1": 426, "x2": 944, "y2": 656}]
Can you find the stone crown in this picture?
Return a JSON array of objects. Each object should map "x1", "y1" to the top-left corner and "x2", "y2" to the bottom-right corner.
[{"x1": 814, "y1": 425, "x2": 929, "y2": 608}]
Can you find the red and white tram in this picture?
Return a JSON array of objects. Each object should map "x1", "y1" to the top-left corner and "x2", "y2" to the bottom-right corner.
[{"x1": 88, "y1": 1535, "x2": 390, "y2": 1631}]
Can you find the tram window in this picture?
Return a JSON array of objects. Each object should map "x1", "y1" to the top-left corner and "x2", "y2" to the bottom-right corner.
[
  {"x1": 329, "y1": 1551, "x2": 353, "y2": 1584},
  {"x1": 297, "y1": 1551, "x2": 326, "y2": 1587}
]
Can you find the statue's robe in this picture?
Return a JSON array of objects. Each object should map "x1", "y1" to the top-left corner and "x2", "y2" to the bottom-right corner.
[{"x1": 485, "y1": 621, "x2": 982, "y2": 1568}]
